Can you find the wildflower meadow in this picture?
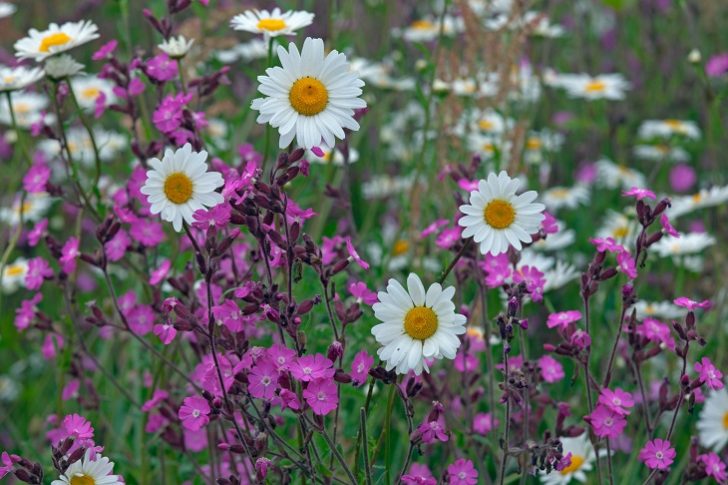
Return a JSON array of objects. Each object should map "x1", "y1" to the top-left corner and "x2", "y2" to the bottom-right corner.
[{"x1": 2, "y1": 0, "x2": 728, "y2": 483}]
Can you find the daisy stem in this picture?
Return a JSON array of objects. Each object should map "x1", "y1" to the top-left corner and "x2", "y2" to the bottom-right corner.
[
  {"x1": 4, "y1": 91, "x2": 31, "y2": 166},
  {"x1": 438, "y1": 238, "x2": 472, "y2": 284},
  {"x1": 261, "y1": 36, "x2": 275, "y2": 173},
  {"x1": 360, "y1": 407, "x2": 373, "y2": 485},
  {"x1": 67, "y1": 79, "x2": 103, "y2": 190},
  {"x1": 0, "y1": 192, "x2": 25, "y2": 317},
  {"x1": 176, "y1": 59, "x2": 188, "y2": 95}
]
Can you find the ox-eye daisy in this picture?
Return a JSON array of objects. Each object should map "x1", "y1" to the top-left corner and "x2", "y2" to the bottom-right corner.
[
  {"x1": 252, "y1": 37, "x2": 366, "y2": 149},
  {"x1": 71, "y1": 76, "x2": 116, "y2": 111},
  {"x1": 371, "y1": 274, "x2": 466, "y2": 375},
  {"x1": 15, "y1": 20, "x2": 99, "y2": 61},
  {"x1": 231, "y1": 8, "x2": 314, "y2": 37},
  {"x1": 698, "y1": 388, "x2": 728, "y2": 452},
  {"x1": 140, "y1": 143, "x2": 224, "y2": 232},
  {"x1": 51, "y1": 450, "x2": 123, "y2": 485},
  {"x1": 540, "y1": 433, "x2": 596, "y2": 485},
  {"x1": 0, "y1": 65, "x2": 44, "y2": 92},
  {"x1": 458, "y1": 171, "x2": 545, "y2": 255}
]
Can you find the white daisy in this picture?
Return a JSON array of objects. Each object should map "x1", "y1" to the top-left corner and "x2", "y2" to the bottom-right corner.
[
  {"x1": 557, "y1": 73, "x2": 629, "y2": 100},
  {"x1": 458, "y1": 171, "x2": 545, "y2": 255},
  {"x1": 306, "y1": 147, "x2": 359, "y2": 166},
  {"x1": 698, "y1": 388, "x2": 728, "y2": 452},
  {"x1": 15, "y1": 20, "x2": 99, "y2": 61},
  {"x1": 633, "y1": 144, "x2": 689, "y2": 163},
  {"x1": 652, "y1": 232, "x2": 716, "y2": 258},
  {"x1": 71, "y1": 75, "x2": 117, "y2": 112},
  {"x1": 634, "y1": 300, "x2": 685, "y2": 320},
  {"x1": 371, "y1": 273, "x2": 467, "y2": 375},
  {"x1": 523, "y1": 130, "x2": 565, "y2": 165},
  {"x1": 1, "y1": 258, "x2": 28, "y2": 294},
  {"x1": 596, "y1": 210, "x2": 638, "y2": 243},
  {"x1": 44, "y1": 54, "x2": 84, "y2": 80},
  {"x1": 0, "y1": 65, "x2": 44, "y2": 92},
  {"x1": 231, "y1": 8, "x2": 314, "y2": 37},
  {"x1": 543, "y1": 260, "x2": 580, "y2": 292},
  {"x1": 669, "y1": 185, "x2": 728, "y2": 219},
  {"x1": 596, "y1": 158, "x2": 645, "y2": 190},
  {"x1": 542, "y1": 185, "x2": 590, "y2": 212},
  {"x1": 37, "y1": 127, "x2": 125, "y2": 166},
  {"x1": 51, "y1": 450, "x2": 123, "y2": 485},
  {"x1": 0, "y1": 2, "x2": 15, "y2": 18},
  {"x1": 0, "y1": 192, "x2": 52, "y2": 225},
  {"x1": 0, "y1": 91, "x2": 53, "y2": 128},
  {"x1": 467, "y1": 133, "x2": 510, "y2": 160},
  {"x1": 394, "y1": 16, "x2": 464, "y2": 43},
  {"x1": 362, "y1": 174, "x2": 415, "y2": 199},
  {"x1": 638, "y1": 119, "x2": 700, "y2": 140},
  {"x1": 453, "y1": 108, "x2": 509, "y2": 137},
  {"x1": 140, "y1": 143, "x2": 224, "y2": 232},
  {"x1": 251, "y1": 37, "x2": 366, "y2": 149},
  {"x1": 158, "y1": 35, "x2": 194, "y2": 59},
  {"x1": 540, "y1": 433, "x2": 595, "y2": 485}
]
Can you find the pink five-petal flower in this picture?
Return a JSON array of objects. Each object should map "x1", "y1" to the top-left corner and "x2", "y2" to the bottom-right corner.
[
  {"x1": 446, "y1": 458, "x2": 478, "y2": 485},
  {"x1": 638, "y1": 439, "x2": 676, "y2": 470},
  {"x1": 154, "y1": 323, "x2": 177, "y2": 345},
  {"x1": 0, "y1": 451, "x2": 17, "y2": 478},
  {"x1": 699, "y1": 452, "x2": 727, "y2": 482},
  {"x1": 302, "y1": 378, "x2": 338, "y2": 415},
  {"x1": 546, "y1": 310, "x2": 582, "y2": 330},
  {"x1": 350, "y1": 350, "x2": 374, "y2": 386},
  {"x1": 617, "y1": 250, "x2": 638, "y2": 279},
  {"x1": 589, "y1": 237, "x2": 624, "y2": 253},
  {"x1": 248, "y1": 360, "x2": 279, "y2": 400},
  {"x1": 179, "y1": 395, "x2": 210, "y2": 431},
  {"x1": 290, "y1": 354, "x2": 335, "y2": 382},
  {"x1": 538, "y1": 355, "x2": 565, "y2": 383},
  {"x1": 695, "y1": 357, "x2": 724, "y2": 390},
  {"x1": 660, "y1": 214, "x2": 679, "y2": 238},
  {"x1": 674, "y1": 296, "x2": 711, "y2": 311},
  {"x1": 25, "y1": 257, "x2": 53, "y2": 290},
  {"x1": 585, "y1": 404, "x2": 627, "y2": 439},
  {"x1": 150, "y1": 259, "x2": 172, "y2": 285},
  {"x1": 598, "y1": 388, "x2": 635, "y2": 416},
  {"x1": 60, "y1": 237, "x2": 80, "y2": 274},
  {"x1": 402, "y1": 463, "x2": 436, "y2": 485},
  {"x1": 348, "y1": 281, "x2": 378, "y2": 305},
  {"x1": 345, "y1": 237, "x2": 370, "y2": 270},
  {"x1": 623, "y1": 186, "x2": 656, "y2": 201},
  {"x1": 23, "y1": 163, "x2": 50, "y2": 193},
  {"x1": 420, "y1": 219, "x2": 449, "y2": 238},
  {"x1": 472, "y1": 413, "x2": 498, "y2": 435},
  {"x1": 142, "y1": 390, "x2": 169, "y2": 412}
]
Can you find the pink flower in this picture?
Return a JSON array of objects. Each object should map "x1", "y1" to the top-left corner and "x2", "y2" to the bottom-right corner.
[
  {"x1": 348, "y1": 281, "x2": 377, "y2": 305},
  {"x1": 585, "y1": 404, "x2": 627, "y2": 439},
  {"x1": 402, "y1": 463, "x2": 436, "y2": 485},
  {"x1": 706, "y1": 53, "x2": 728, "y2": 77},
  {"x1": 351, "y1": 350, "x2": 374, "y2": 386},
  {"x1": 14, "y1": 293, "x2": 41, "y2": 331},
  {"x1": 25, "y1": 257, "x2": 52, "y2": 290},
  {"x1": 674, "y1": 296, "x2": 711, "y2": 311},
  {"x1": 62, "y1": 414, "x2": 95, "y2": 440},
  {"x1": 130, "y1": 218, "x2": 165, "y2": 247},
  {"x1": 636, "y1": 318, "x2": 675, "y2": 350},
  {"x1": 589, "y1": 237, "x2": 623, "y2": 253},
  {"x1": 695, "y1": 357, "x2": 724, "y2": 390},
  {"x1": 153, "y1": 323, "x2": 177, "y2": 344},
  {"x1": 179, "y1": 395, "x2": 211, "y2": 431},
  {"x1": 481, "y1": 253, "x2": 511, "y2": 288},
  {"x1": 570, "y1": 329, "x2": 591, "y2": 349},
  {"x1": 146, "y1": 53, "x2": 178, "y2": 82},
  {"x1": 267, "y1": 344, "x2": 297, "y2": 372},
  {"x1": 623, "y1": 186, "x2": 656, "y2": 201},
  {"x1": 598, "y1": 388, "x2": 635, "y2": 416},
  {"x1": 539, "y1": 355, "x2": 565, "y2": 383},
  {"x1": 659, "y1": 214, "x2": 679, "y2": 238},
  {"x1": 446, "y1": 458, "x2": 478, "y2": 485},
  {"x1": 212, "y1": 299, "x2": 244, "y2": 333},
  {"x1": 255, "y1": 457, "x2": 271, "y2": 481},
  {"x1": 638, "y1": 439, "x2": 676, "y2": 470},
  {"x1": 290, "y1": 354, "x2": 335, "y2": 382},
  {"x1": 0, "y1": 451, "x2": 17, "y2": 479},
  {"x1": 420, "y1": 219, "x2": 449, "y2": 238},
  {"x1": 192, "y1": 203, "x2": 230, "y2": 229},
  {"x1": 546, "y1": 310, "x2": 582, "y2": 330},
  {"x1": 142, "y1": 390, "x2": 169, "y2": 412},
  {"x1": 62, "y1": 379, "x2": 80, "y2": 401},
  {"x1": 699, "y1": 452, "x2": 727, "y2": 482},
  {"x1": 28, "y1": 219, "x2": 48, "y2": 247},
  {"x1": 669, "y1": 164, "x2": 695, "y2": 192},
  {"x1": 60, "y1": 237, "x2": 80, "y2": 274},
  {"x1": 23, "y1": 163, "x2": 50, "y2": 193},
  {"x1": 617, "y1": 250, "x2": 638, "y2": 279},
  {"x1": 417, "y1": 417, "x2": 448, "y2": 444},
  {"x1": 302, "y1": 378, "x2": 338, "y2": 415},
  {"x1": 345, "y1": 237, "x2": 369, "y2": 270},
  {"x1": 472, "y1": 413, "x2": 498, "y2": 435},
  {"x1": 150, "y1": 259, "x2": 171, "y2": 285},
  {"x1": 42, "y1": 333, "x2": 63, "y2": 360},
  {"x1": 279, "y1": 388, "x2": 301, "y2": 411},
  {"x1": 435, "y1": 226, "x2": 462, "y2": 249},
  {"x1": 153, "y1": 92, "x2": 192, "y2": 134},
  {"x1": 541, "y1": 211, "x2": 559, "y2": 234},
  {"x1": 513, "y1": 265, "x2": 545, "y2": 302},
  {"x1": 128, "y1": 304, "x2": 155, "y2": 335},
  {"x1": 248, "y1": 360, "x2": 280, "y2": 400},
  {"x1": 92, "y1": 40, "x2": 117, "y2": 60},
  {"x1": 104, "y1": 229, "x2": 130, "y2": 262}
]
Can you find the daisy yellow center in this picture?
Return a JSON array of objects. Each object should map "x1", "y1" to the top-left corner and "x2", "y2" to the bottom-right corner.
[
  {"x1": 404, "y1": 306, "x2": 438, "y2": 340},
  {"x1": 478, "y1": 119, "x2": 494, "y2": 131},
  {"x1": 482, "y1": 143, "x2": 495, "y2": 153},
  {"x1": 664, "y1": 119, "x2": 685, "y2": 131},
  {"x1": 550, "y1": 188, "x2": 569, "y2": 199},
  {"x1": 656, "y1": 144, "x2": 670, "y2": 154},
  {"x1": 526, "y1": 137, "x2": 542, "y2": 150},
  {"x1": 289, "y1": 77, "x2": 329, "y2": 116},
  {"x1": 14, "y1": 102, "x2": 30, "y2": 114},
  {"x1": 256, "y1": 18, "x2": 287, "y2": 31},
  {"x1": 392, "y1": 239, "x2": 410, "y2": 256},
  {"x1": 411, "y1": 20, "x2": 434, "y2": 30},
  {"x1": 483, "y1": 198, "x2": 516, "y2": 229},
  {"x1": 39, "y1": 32, "x2": 72, "y2": 53},
  {"x1": 612, "y1": 226, "x2": 628, "y2": 239},
  {"x1": 5, "y1": 265, "x2": 24, "y2": 277},
  {"x1": 585, "y1": 80, "x2": 606, "y2": 93},
  {"x1": 163, "y1": 172, "x2": 194, "y2": 204},
  {"x1": 70, "y1": 475, "x2": 95, "y2": 485},
  {"x1": 81, "y1": 87, "x2": 101, "y2": 99},
  {"x1": 722, "y1": 411, "x2": 728, "y2": 429},
  {"x1": 560, "y1": 454, "x2": 585, "y2": 475},
  {"x1": 692, "y1": 193, "x2": 702, "y2": 203},
  {"x1": 3, "y1": 75, "x2": 14, "y2": 83}
]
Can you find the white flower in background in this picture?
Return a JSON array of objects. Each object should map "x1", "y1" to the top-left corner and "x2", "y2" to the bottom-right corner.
[
  {"x1": 542, "y1": 185, "x2": 590, "y2": 211},
  {"x1": 543, "y1": 260, "x2": 580, "y2": 291},
  {"x1": 372, "y1": 273, "x2": 467, "y2": 375},
  {"x1": 596, "y1": 158, "x2": 645, "y2": 189},
  {"x1": 634, "y1": 300, "x2": 685, "y2": 320},
  {"x1": 1, "y1": 258, "x2": 28, "y2": 293},
  {"x1": 51, "y1": 450, "x2": 123, "y2": 485},
  {"x1": 523, "y1": 130, "x2": 565, "y2": 164},
  {"x1": 0, "y1": 2, "x2": 16, "y2": 18},
  {"x1": 557, "y1": 73, "x2": 629, "y2": 100},
  {"x1": 216, "y1": 38, "x2": 268, "y2": 63},
  {"x1": 633, "y1": 144, "x2": 689, "y2": 163},
  {"x1": 698, "y1": 389, "x2": 728, "y2": 452},
  {"x1": 525, "y1": 11, "x2": 565, "y2": 37},
  {"x1": 37, "y1": 128, "x2": 125, "y2": 166},
  {"x1": 158, "y1": 35, "x2": 194, "y2": 59},
  {"x1": 596, "y1": 210, "x2": 638, "y2": 243},
  {"x1": 349, "y1": 58, "x2": 415, "y2": 91},
  {"x1": 44, "y1": 54, "x2": 84, "y2": 79},
  {"x1": 306, "y1": 147, "x2": 359, "y2": 166},
  {"x1": 231, "y1": 8, "x2": 314, "y2": 37},
  {"x1": 395, "y1": 16, "x2": 464, "y2": 42},
  {"x1": 0, "y1": 92, "x2": 53, "y2": 128},
  {"x1": 251, "y1": 37, "x2": 366, "y2": 149},
  {"x1": 467, "y1": 133, "x2": 510, "y2": 161},
  {"x1": 669, "y1": 185, "x2": 728, "y2": 219},
  {"x1": 532, "y1": 222, "x2": 576, "y2": 251},
  {"x1": 540, "y1": 433, "x2": 595, "y2": 485},
  {"x1": 15, "y1": 20, "x2": 99, "y2": 61},
  {"x1": 453, "y1": 108, "x2": 509, "y2": 137},
  {"x1": 652, "y1": 232, "x2": 716, "y2": 258},
  {"x1": 71, "y1": 75, "x2": 117, "y2": 111},
  {"x1": 638, "y1": 119, "x2": 700, "y2": 140},
  {"x1": 0, "y1": 65, "x2": 44, "y2": 92},
  {"x1": 0, "y1": 192, "x2": 52, "y2": 225},
  {"x1": 141, "y1": 143, "x2": 224, "y2": 232},
  {"x1": 459, "y1": 171, "x2": 545, "y2": 255},
  {"x1": 362, "y1": 174, "x2": 416, "y2": 199}
]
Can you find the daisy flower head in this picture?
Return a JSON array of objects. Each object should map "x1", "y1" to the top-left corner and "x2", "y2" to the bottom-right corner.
[
  {"x1": 371, "y1": 274, "x2": 467, "y2": 375},
  {"x1": 0, "y1": 2, "x2": 15, "y2": 18},
  {"x1": 51, "y1": 449, "x2": 123, "y2": 485},
  {"x1": 0, "y1": 65, "x2": 44, "y2": 92},
  {"x1": 71, "y1": 75, "x2": 116, "y2": 111},
  {"x1": 158, "y1": 35, "x2": 194, "y2": 59},
  {"x1": 231, "y1": 8, "x2": 314, "y2": 38},
  {"x1": 251, "y1": 37, "x2": 366, "y2": 149},
  {"x1": 540, "y1": 433, "x2": 595, "y2": 485},
  {"x1": 140, "y1": 143, "x2": 224, "y2": 232},
  {"x1": 559, "y1": 73, "x2": 630, "y2": 100},
  {"x1": 15, "y1": 20, "x2": 99, "y2": 61},
  {"x1": 44, "y1": 54, "x2": 85, "y2": 80},
  {"x1": 698, "y1": 388, "x2": 728, "y2": 451},
  {"x1": 458, "y1": 171, "x2": 545, "y2": 255}
]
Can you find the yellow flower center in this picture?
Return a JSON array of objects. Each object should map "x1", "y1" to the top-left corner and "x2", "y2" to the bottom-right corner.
[
  {"x1": 81, "y1": 87, "x2": 101, "y2": 100},
  {"x1": 664, "y1": 119, "x2": 685, "y2": 132},
  {"x1": 692, "y1": 193, "x2": 702, "y2": 203},
  {"x1": 560, "y1": 454, "x2": 585, "y2": 475},
  {"x1": 404, "y1": 306, "x2": 438, "y2": 340},
  {"x1": 289, "y1": 77, "x2": 329, "y2": 116},
  {"x1": 482, "y1": 143, "x2": 495, "y2": 153},
  {"x1": 70, "y1": 475, "x2": 95, "y2": 485},
  {"x1": 483, "y1": 198, "x2": 516, "y2": 229},
  {"x1": 5, "y1": 264, "x2": 24, "y2": 277},
  {"x1": 585, "y1": 80, "x2": 606, "y2": 93},
  {"x1": 3, "y1": 75, "x2": 14, "y2": 84},
  {"x1": 14, "y1": 102, "x2": 30, "y2": 114},
  {"x1": 526, "y1": 137, "x2": 542, "y2": 150},
  {"x1": 392, "y1": 239, "x2": 410, "y2": 256},
  {"x1": 410, "y1": 20, "x2": 434, "y2": 30},
  {"x1": 550, "y1": 188, "x2": 569, "y2": 199},
  {"x1": 478, "y1": 119, "x2": 494, "y2": 131},
  {"x1": 39, "y1": 32, "x2": 72, "y2": 53},
  {"x1": 722, "y1": 411, "x2": 728, "y2": 429},
  {"x1": 655, "y1": 144, "x2": 670, "y2": 154},
  {"x1": 163, "y1": 172, "x2": 194, "y2": 204},
  {"x1": 256, "y1": 18, "x2": 287, "y2": 31},
  {"x1": 466, "y1": 326, "x2": 484, "y2": 340},
  {"x1": 612, "y1": 226, "x2": 629, "y2": 239}
]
